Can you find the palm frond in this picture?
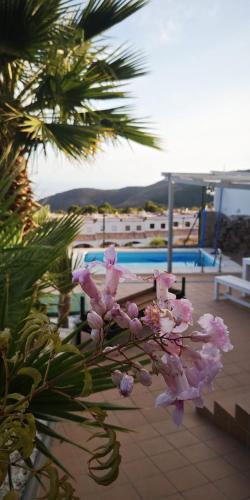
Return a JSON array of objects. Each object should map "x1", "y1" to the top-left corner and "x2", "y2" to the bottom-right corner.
[
  {"x1": 0, "y1": 0, "x2": 70, "y2": 63},
  {"x1": 0, "y1": 214, "x2": 82, "y2": 333},
  {"x1": 78, "y1": 0, "x2": 147, "y2": 40}
]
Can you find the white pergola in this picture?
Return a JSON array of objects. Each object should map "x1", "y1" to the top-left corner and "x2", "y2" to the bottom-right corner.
[{"x1": 162, "y1": 171, "x2": 250, "y2": 272}]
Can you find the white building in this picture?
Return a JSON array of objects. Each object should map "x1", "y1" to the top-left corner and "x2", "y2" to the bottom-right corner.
[
  {"x1": 214, "y1": 188, "x2": 250, "y2": 216},
  {"x1": 72, "y1": 210, "x2": 198, "y2": 247}
]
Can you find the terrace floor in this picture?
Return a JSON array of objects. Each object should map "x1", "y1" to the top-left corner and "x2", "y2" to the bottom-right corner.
[{"x1": 52, "y1": 276, "x2": 250, "y2": 499}]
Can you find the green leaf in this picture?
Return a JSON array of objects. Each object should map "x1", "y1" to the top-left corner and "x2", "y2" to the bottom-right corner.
[
  {"x1": 81, "y1": 368, "x2": 93, "y2": 397},
  {"x1": 17, "y1": 367, "x2": 42, "y2": 388},
  {"x1": 88, "y1": 428, "x2": 121, "y2": 486},
  {"x1": 78, "y1": 0, "x2": 146, "y2": 40}
]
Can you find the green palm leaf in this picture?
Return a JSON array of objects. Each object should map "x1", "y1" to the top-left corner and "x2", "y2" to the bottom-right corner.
[{"x1": 78, "y1": 0, "x2": 147, "y2": 40}]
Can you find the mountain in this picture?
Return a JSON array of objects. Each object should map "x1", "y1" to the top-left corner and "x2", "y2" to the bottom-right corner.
[{"x1": 40, "y1": 180, "x2": 212, "y2": 210}]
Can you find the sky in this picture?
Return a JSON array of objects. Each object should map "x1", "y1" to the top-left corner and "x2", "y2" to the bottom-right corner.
[{"x1": 30, "y1": 0, "x2": 250, "y2": 199}]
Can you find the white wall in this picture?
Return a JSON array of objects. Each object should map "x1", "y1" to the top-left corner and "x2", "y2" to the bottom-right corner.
[{"x1": 214, "y1": 188, "x2": 250, "y2": 216}]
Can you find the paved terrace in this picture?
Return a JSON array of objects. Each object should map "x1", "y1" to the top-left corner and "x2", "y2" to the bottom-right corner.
[{"x1": 53, "y1": 276, "x2": 250, "y2": 499}]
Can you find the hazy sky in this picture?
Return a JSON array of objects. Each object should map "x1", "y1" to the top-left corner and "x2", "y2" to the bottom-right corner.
[{"x1": 30, "y1": 0, "x2": 250, "y2": 199}]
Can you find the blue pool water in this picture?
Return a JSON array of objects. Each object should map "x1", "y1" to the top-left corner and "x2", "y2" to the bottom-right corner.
[{"x1": 84, "y1": 249, "x2": 217, "y2": 273}]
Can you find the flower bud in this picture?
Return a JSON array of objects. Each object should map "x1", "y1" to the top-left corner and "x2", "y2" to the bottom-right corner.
[
  {"x1": 111, "y1": 370, "x2": 123, "y2": 387},
  {"x1": 119, "y1": 374, "x2": 134, "y2": 397},
  {"x1": 138, "y1": 368, "x2": 152, "y2": 387},
  {"x1": 87, "y1": 311, "x2": 103, "y2": 329},
  {"x1": 90, "y1": 328, "x2": 103, "y2": 344},
  {"x1": 129, "y1": 318, "x2": 143, "y2": 337},
  {"x1": 103, "y1": 346, "x2": 119, "y2": 359},
  {"x1": 142, "y1": 340, "x2": 159, "y2": 354},
  {"x1": 111, "y1": 304, "x2": 130, "y2": 328},
  {"x1": 127, "y1": 302, "x2": 139, "y2": 319}
]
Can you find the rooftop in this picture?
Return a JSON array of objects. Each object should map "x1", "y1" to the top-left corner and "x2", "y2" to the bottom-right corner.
[{"x1": 162, "y1": 171, "x2": 250, "y2": 190}]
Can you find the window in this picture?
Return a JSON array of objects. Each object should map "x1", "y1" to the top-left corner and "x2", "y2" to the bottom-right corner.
[
  {"x1": 161, "y1": 223, "x2": 166, "y2": 229},
  {"x1": 136, "y1": 225, "x2": 142, "y2": 231},
  {"x1": 125, "y1": 225, "x2": 130, "y2": 231},
  {"x1": 185, "y1": 221, "x2": 191, "y2": 227},
  {"x1": 173, "y1": 221, "x2": 179, "y2": 227},
  {"x1": 150, "y1": 223, "x2": 155, "y2": 229}
]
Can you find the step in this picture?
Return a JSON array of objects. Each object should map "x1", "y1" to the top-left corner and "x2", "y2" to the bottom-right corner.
[{"x1": 198, "y1": 387, "x2": 250, "y2": 447}]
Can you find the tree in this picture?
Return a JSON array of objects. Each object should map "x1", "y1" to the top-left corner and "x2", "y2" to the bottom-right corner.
[
  {"x1": 98, "y1": 202, "x2": 115, "y2": 214},
  {"x1": 0, "y1": 0, "x2": 159, "y2": 227},
  {"x1": 68, "y1": 205, "x2": 82, "y2": 214},
  {"x1": 144, "y1": 200, "x2": 165, "y2": 213},
  {"x1": 81, "y1": 204, "x2": 98, "y2": 214}
]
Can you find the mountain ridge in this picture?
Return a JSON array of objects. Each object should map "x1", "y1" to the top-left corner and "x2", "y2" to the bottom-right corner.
[{"x1": 40, "y1": 180, "x2": 212, "y2": 210}]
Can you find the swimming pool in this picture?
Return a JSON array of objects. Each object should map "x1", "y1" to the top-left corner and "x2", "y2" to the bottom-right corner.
[{"x1": 83, "y1": 249, "x2": 218, "y2": 273}]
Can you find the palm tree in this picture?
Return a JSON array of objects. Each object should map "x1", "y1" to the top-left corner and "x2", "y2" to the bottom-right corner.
[
  {"x1": 0, "y1": 0, "x2": 159, "y2": 227},
  {"x1": 0, "y1": 176, "x2": 142, "y2": 496}
]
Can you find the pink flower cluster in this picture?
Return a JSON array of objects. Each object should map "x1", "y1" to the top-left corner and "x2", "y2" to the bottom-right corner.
[{"x1": 73, "y1": 245, "x2": 233, "y2": 426}]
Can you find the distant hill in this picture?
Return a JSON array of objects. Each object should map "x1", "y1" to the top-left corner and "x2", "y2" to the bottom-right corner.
[{"x1": 40, "y1": 180, "x2": 212, "y2": 211}]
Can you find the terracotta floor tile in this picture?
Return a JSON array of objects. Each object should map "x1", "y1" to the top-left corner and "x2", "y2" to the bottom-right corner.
[
  {"x1": 180, "y1": 442, "x2": 218, "y2": 463},
  {"x1": 151, "y1": 450, "x2": 189, "y2": 473},
  {"x1": 94, "y1": 482, "x2": 141, "y2": 500},
  {"x1": 133, "y1": 474, "x2": 177, "y2": 499},
  {"x1": 224, "y1": 449, "x2": 250, "y2": 471},
  {"x1": 182, "y1": 482, "x2": 227, "y2": 500},
  {"x1": 116, "y1": 409, "x2": 148, "y2": 428},
  {"x1": 122, "y1": 456, "x2": 159, "y2": 483},
  {"x1": 191, "y1": 423, "x2": 222, "y2": 441},
  {"x1": 139, "y1": 435, "x2": 173, "y2": 456},
  {"x1": 167, "y1": 430, "x2": 200, "y2": 449},
  {"x1": 120, "y1": 442, "x2": 146, "y2": 463},
  {"x1": 205, "y1": 434, "x2": 240, "y2": 454},
  {"x1": 131, "y1": 423, "x2": 160, "y2": 442},
  {"x1": 196, "y1": 457, "x2": 237, "y2": 480},
  {"x1": 216, "y1": 375, "x2": 240, "y2": 389},
  {"x1": 214, "y1": 473, "x2": 250, "y2": 500},
  {"x1": 152, "y1": 419, "x2": 184, "y2": 436},
  {"x1": 165, "y1": 495, "x2": 185, "y2": 500},
  {"x1": 141, "y1": 406, "x2": 170, "y2": 424},
  {"x1": 165, "y1": 464, "x2": 208, "y2": 492}
]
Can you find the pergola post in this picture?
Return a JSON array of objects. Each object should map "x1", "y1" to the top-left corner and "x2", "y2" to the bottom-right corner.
[{"x1": 167, "y1": 173, "x2": 174, "y2": 273}]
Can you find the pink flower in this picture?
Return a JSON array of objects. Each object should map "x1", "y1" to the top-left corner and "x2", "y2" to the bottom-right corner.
[
  {"x1": 72, "y1": 269, "x2": 100, "y2": 301},
  {"x1": 197, "y1": 314, "x2": 233, "y2": 352},
  {"x1": 104, "y1": 245, "x2": 117, "y2": 266},
  {"x1": 90, "y1": 291, "x2": 114, "y2": 317},
  {"x1": 111, "y1": 303, "x2": 130, "y2": 329},
  {"x1": 103, "y1": 245, "x2": 137, "y2": 297},
  {"x1": 160, "y1": 316, "x2": 175, "y2": 335},
  {"x1": 142, "y1": 304, "x2": 161, "y2": 333},
  {"x1": 184, "y1": 344, "x2": 222, "y2": 391},
  {"x1": 119, "y1": 374, "x2": 134, "y2": 397},
  {"x1": 87, "y1": 311, "x2": 103, "y2": 329},
  {"x1": 155, "y1": 354, "x2": 200, "y2": 425},
  {"x1": 105, "y1": 266, "x2": 123, "y2": 296},
  {"x1": 154, "y1": 271, "x2": 176, "y2": 305},
  {"x1": 169, "y1": 298, "x2": 193, "y2": 333}
]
